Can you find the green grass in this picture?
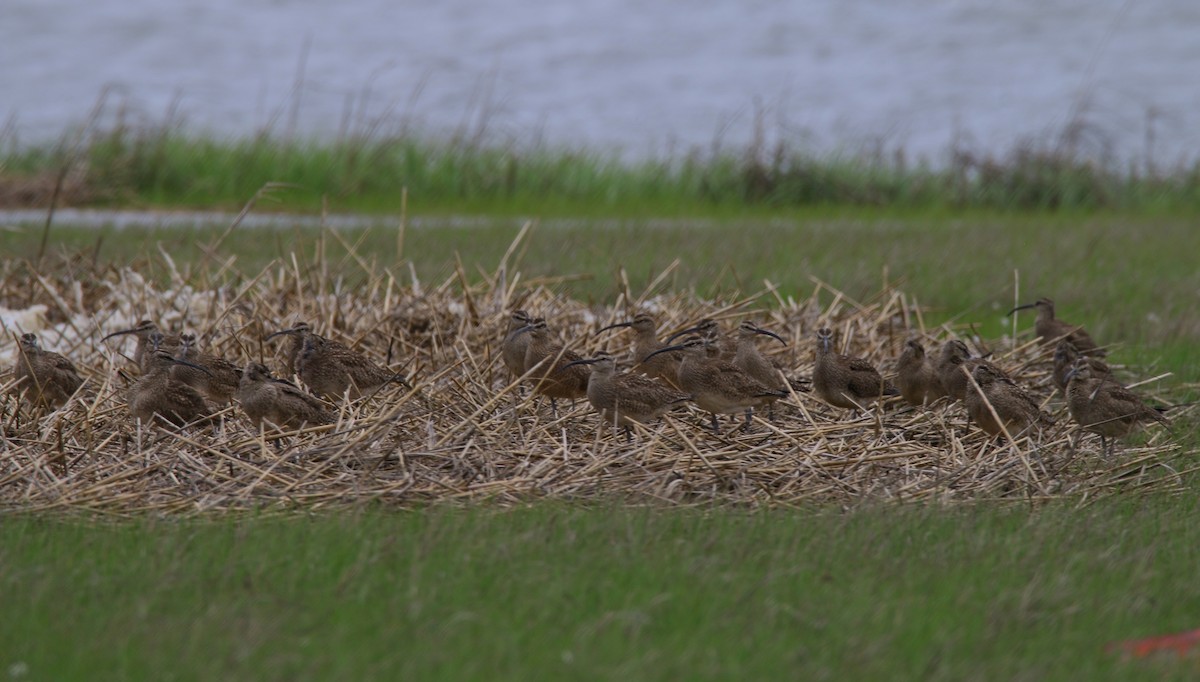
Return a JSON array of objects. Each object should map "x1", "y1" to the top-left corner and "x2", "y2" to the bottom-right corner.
[
  {"x1": 2, "y1": 502, "x2": 1199, "y2": 680},
  {"x1": 7, "y1": 125, "x2": 1200, "y2": 215}
]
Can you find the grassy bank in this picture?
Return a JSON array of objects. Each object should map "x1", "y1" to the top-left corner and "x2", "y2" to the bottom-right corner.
[
  {"x1": 2, "y1": 503, "x2": 1198, "y2": 680},
  {"x1": 5, "y1": 122, "x2": 1200, "y2": 215}
]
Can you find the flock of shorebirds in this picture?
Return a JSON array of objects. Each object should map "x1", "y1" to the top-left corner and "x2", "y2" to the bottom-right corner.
[{"x1": 7, "y1": 296, "x2": 1174, "y2": 454}]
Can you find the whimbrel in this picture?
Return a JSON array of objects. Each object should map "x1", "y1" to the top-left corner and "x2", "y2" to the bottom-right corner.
[
  {"x1": 1009, "y1": 297, "x2": 1104, "y2": 356},
  {"x1": 561, "y1": 353, "x2": 691, "y2": 440},
  {"x1": 644, "y1": 335, "x2": 786, "y2": 433},
  {"x1": 731, "y1": 320, "x2": 797, "y2": 418},
  {"x1": 10, "y1": 332, "x2": 84, "y2": 408},
  {"x1": 172, "y1": 333, "x2": 242, "y2": 405},
  {"x1": 296, "y1": 333, "x2": 408, "y2": 400},
  {"x1": 812, "y1": 328, "x2": 898, "y2": 413},
  {"x1": 1052, "y1": 340, "x2": 1113, "y2": 393},
  {"x1": 101, "y1": 320, "x2": 181, "y2": 369},
  {"x1": 1065, "y1": 359, "x2": 1168, "y2": 455},
  {"x1": 665, "y1": 318, "x2": 732, "y2": 360},
  {"x1": 127, "y1": 350, "x2": 215, "y2": 427},
  {"x1": 896, "y1": 338, "x2": 947, "y2": 406},
  {"x1": 935, "y1": 340, "x2": 1007, "y2": 403},
  {"x1": 501, "y1": 310, "x2": 541, "y2": 381},
  {"x1": 514, "y1": 319, "x2": 590, "y2": 417},
  {"x1": 236, "y1": 362, "x2": 335, "y2": 430},
  {"x1": 265, "y1": 322, "x2": 329, "y2": 376},
  {"x1": 597, "y1": 312, "x2": 681, "y2": 388},
  {"x1": 965, "y1": 364, "x2": 1054, "y2": 439}
]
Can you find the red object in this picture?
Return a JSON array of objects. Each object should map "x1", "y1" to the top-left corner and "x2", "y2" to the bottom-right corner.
[{"x1": 1108, "y1": 629, "x2": 1200, "y2": 658}]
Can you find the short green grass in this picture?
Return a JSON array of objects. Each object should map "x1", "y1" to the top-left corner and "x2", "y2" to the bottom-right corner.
[{"x1": 2, "y1": 503, "x2": 1199, "y2": 681}]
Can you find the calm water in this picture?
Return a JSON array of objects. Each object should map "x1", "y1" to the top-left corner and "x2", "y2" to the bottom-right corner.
[{"x1": 4, "y1": 0, "x2": 1199, "y2": 164}]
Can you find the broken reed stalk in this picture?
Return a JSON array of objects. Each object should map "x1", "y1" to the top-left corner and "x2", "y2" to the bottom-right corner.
[{"x1": 0, "y1": 247, "x2": 1192, "y2": 516}]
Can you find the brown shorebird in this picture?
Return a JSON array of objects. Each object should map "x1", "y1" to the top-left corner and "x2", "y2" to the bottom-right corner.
[
  {"x1": 597, "y1": 312, "x2": 681, "y2": 388},
  {"x1": 732, "y1": 320, "x2": 803, "y2": 418},
  {"x1": 296, "y1": 333, "x2": 408, "y2": 400},
  {"x1": 1066, "y1": 360, "x2": 1169, "y2": 455},
  {"x1": 935, "y1": 339, "x2": 1008, "y2": 403},
  {"x1": 812, "y1": 328, "x2": 898, "y2": 413},
  {"x1": 896, "y1": 338, "x2": 947, "y2": 407},
  {"x1": 644, "y1": 335, "x2": 786, "y2": 434},
  {"x1": 965, "y1": 364, "x2": 1054, "y2": 439},
  {"x1": 101, "y1": 320, "x2": 181, "y2": 369},
  {"x1": 1052, "y1": 340, "x2": 1113, "y2": 393},
  {"x1": 127, "y1": 350, "x2": 215, "y2": 427},
  {"x1": 514, "y1": 319, "x2": 590, "y2": 417},
  {"x1": 500, "y1": 310, "x2": 540, "y2": 381},
  {"x1": 265, "y1": 322, "x2": 327, "y2": 376},
  {"x1": 561, "y1": 353, "x2": 691, "y2": 441},
  {"x1": 1009, "y1": 297, "x2": 1104, "y2": 356},
  {"x1": 171, "y1": 333, "x2": 243, "y2": 405},
  {"x1": 236, "y1": 362, "x2": 335, "y2": 430},
  {"x1": 10, "y1": 332, "x2": 84, "y2": 408},
  {"x1": 665, "y1": 318, "x2": 735, "y2": 359}
]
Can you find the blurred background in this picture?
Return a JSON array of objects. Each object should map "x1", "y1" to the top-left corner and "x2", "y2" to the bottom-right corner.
[{"x1": 5, "y1": 0, "x2": 1198, "y2": 167}]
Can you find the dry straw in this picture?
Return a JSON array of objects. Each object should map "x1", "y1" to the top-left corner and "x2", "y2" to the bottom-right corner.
[{"x1": 0, "y1": 228, "x2": 1192, "y2": 515}]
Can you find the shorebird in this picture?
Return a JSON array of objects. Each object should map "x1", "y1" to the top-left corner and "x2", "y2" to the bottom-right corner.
[
  {"x1": 10, "y1": 332, "x2": 84, "y2": 408},
  {"x1": 965, "y1": 364, "x2": 1054, "y2": 439},
  {"x1": 1065, "y1": 359, "x2": 1168, "y2": 455},
  {"x1": 296, "y1": 333, "x2": 408, "y2": 400},
  {"x1": 1009, "y1": 297, "x2": 1104, "y2": 356},
  {"x1": 1052, "y1": 340, "x2": 1113, "y2": 393},
  {"x1": 561, "y1": 353, "x2": 691, "y2": 440},
  {"x1": 127, "y1": 350, "x2": 215, "y2": 427},
  {"x1": 172, "y1": 333, "x2": 242, "y2": 405},
  {"x1": 896, "y1": 338, "x2": 947, "y2": 406},
  {"x1": 812, "y1": 328, "x2": 898, "y2": 413},
  {"x1": 665, "y1": 318, "x2": 733, "y2": 360},
  {"x1": 101, "y1": 320, "x2": 181, "y2": 369},
  {"x1": 597, "y1": 312, "x2": 682, "y2": 388},
  {"x1": 236, "y1": 362, "x2": 335, "y2": 430},
  {"x1": 501, "y1": 310, "x2": 538, "y2": 381},
  {"x1": 644, "y1": 335, "x2": 786, "y2": 434},
  {"x1": 265, "y1": 321, "x2": 327, "y2": 376},
  {"x1": 731, "y1": 320, "x2": 799, "y2": 418},
  {"x1": 515, "y1": 319, "x2": 590, "y2": 417},
  {"x1": 935, "y1": 339, "x2": 1007, "y2": 403}
]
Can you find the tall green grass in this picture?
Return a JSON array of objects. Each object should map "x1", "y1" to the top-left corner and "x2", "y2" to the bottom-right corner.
[
  {"x1": 2, "y1": 503, "x2": 1198, "y2": 680},
  {"x1": 6, "y1": 118, "x2": 1200, "y2": 215}
]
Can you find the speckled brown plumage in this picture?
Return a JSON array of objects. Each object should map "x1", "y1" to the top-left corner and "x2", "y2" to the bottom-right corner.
[
  {"x1": 127, "y1": 350, "x2": 215, "y2": 427},
  {"x1": 517, "y1": 319, "x2": 590, "y2": 416},
  {"x1": 236, "y1": 362, "x2": 335, "y2": 430},
  {"x1": 812, "y1": 328, "x2": 898, "y2": 411},
  {"x1": 1066, "y1": 360, "x2": 1168, "y2": 454},
  {"x1": 501, "y1": 310, "x2": 539, "y2": 380},
  {"x1": 11, "y1": 333, "x2": 84, "y2": 408},
  {"x1": 965, "y1": 364, "x2": 1054, "y2": 439},
  {"x1": 101, "y1": 320, "x2": 182, "y2": 369},
  {"x1": 1052, "y1": 340, "x2": 1113, "y2": 393},
  {"x1": 644, "y1": 335, "x2": 785, "y2": 433},
  {"x1": 296, "y1": 334, "x2": 407, "y2": 400},
  {"x1": 935, "y1": 340, "x2": 1007, "y2": 403},
  {"x1": 171, "y1": 333, "x2": 242, "y2": 405},
  {"x1": 1009, "y1": 298, "x2": 1103, "y2": 356},
  {"x1": 896, "y1": 339, "x2": 947, "y2": 406},
  {"x1": 564, "y1": 353, "x2": 690, "y2": 439},
  {"x1": 598, "y1": 313, "x2": 681, "y2": 388}
]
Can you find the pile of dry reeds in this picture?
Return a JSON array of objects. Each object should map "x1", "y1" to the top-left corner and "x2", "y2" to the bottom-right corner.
[{"x1": 0, "y1": 231, "x2": 1192, "y2": 514}]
